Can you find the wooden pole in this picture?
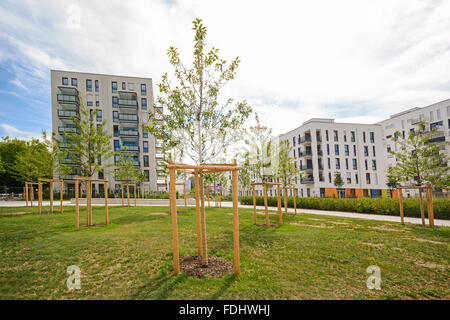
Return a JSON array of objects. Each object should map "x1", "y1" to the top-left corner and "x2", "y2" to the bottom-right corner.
[
  {"x1": 121, "y1": 184, "x2": 124, "y2": 206},
  {"x1": 87, "y1": 180, "x2": 91, "y2": 226},
  {"x1": 283, "y1": 187, "x2": 288, "y2": 214},
  {"x1": 200, "y1": 175, "x2": 208, "y2": 266},
  {"x1": 194, "y1": 171, "x2": 202, "y2": 256},
  {"x1": 60, "y1": 181, "x2": 63, "y2": 213},
  {"x1": 134, "y1": 184, "x2": 137, "y2": 207},
  {"x1": 264, "y1": 184, "x2": 269, "y2": 227},
  {"x1": 105, "y1": 181, "x2": 109, "y2": 225},
  {"x1": 75, "y1": 179, "x2": 79, "y2": 228},
  {"x1": 232, "y1": 160, "x2": 240, "y2": 274},
  {"x1": 127, "y1": 184, "x2": 130, "y2": 207},
  {"x1": 277, "y1": 184, "x2": 283, "y2": 226},
  {"x1": 293, "y1": 187, "x2": 297, "y2": 215},
  {"x1": 426, "y1": 184, "x2": 434, "y2": 228},
  {"x1": 25, "y1": 184, "x2": 28, "y2": 207},
  {"x1": 38, "y1": 182, "x2": 42, "y2": 214},
  {"x1": 207, "y1": 187, "x2": 210, "y2": 207},
  {"x1": 184, "y1": 183, "x2": 187, "y2": 210},
  {"x1": 50, "y1": 181, "x2": 54, "y2": 213},
  {"x1": 30, "y1": 184, "x2": 34, "y2": 206},
  {"x1": 419, "y1": 186, "x2": 425, "y2": 226},
  {"x1": 252, "y1": 184, "x2": 256, "y2": 224},
  {"x1": 399, "y1": 187, "x2": 404, "y2": 225},
  {"x1": 169, "y1": 165, "x2": 180, "y2": 274}
]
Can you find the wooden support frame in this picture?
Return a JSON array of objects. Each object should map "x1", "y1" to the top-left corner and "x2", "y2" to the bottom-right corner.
[
  {"x1": 24, "y1": 182, "x2": 39, "y2": 207},
  {"x1": 120, "y1": 183, "x2": 137, "y2": 207},
  {"x1": 281, "y1": 186, "x2": 297, "y2": 215},
  {"x1": 204, "y1": 184, "x2": 222, "y2": 208},
  {"x1": 37, "y1": 178, "x2": 64, "y2": 214},
  {"x1": 175, "y1": 182, "x2": 187, "y2": 210},
  {"x1": 397, "y1": 184, "x2": 434, "y2": 227},
  {"x1": 166, "y1": 160, "x2": 241, "y2": 275},
  {"x1": 74, "y1": 177, "x2": 109, "y2": 228},
  {"x1": 251, "y1": 182, "x2": 283, "y2": 227}
]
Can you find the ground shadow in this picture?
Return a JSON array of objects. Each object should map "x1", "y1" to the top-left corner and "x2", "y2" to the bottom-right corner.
[
  {"x1": 209, "y1": 274, "x2": 238, "y2": 299},
  {"x1": 130, "y1": 268, "x2": 188, "y2": 299}
]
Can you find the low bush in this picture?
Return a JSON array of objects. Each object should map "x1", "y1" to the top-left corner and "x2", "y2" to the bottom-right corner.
[{"x1": 239, "y1": 196, "x2": 450, "y2": 220}]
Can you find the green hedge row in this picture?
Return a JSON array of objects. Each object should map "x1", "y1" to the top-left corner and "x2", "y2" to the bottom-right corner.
[{"x1": 239, "y1": 196, "x2": 450, "y2": 220}]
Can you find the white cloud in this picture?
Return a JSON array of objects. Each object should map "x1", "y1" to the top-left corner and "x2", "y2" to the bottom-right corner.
[
  {"x1": 0, "y1": 0, "x2": 449, "y2": 136},
  {"x1": 0, "y1": 124, "x2": 41, "y2": 140}
]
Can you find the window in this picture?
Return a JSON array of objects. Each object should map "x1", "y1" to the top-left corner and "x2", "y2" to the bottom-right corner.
[
  {"x1": 293, "y1": 149, "x2": 296, "y2": 158},
  {"x1": 344, "y1": 145, "x2": 349, "y2": 156},
  {"x1": 143, "y1": 128, "x2": 148, "y2": 138},
  {"x1": 98, "y1": 171, "x2": 104, "y2": 180},
  {"x1": 345, "y1": 158, "x2": 349, "y2": 170},
  {"x1": 372, "y1": 146, "x2": 376, "y2": 157},
  {"x1": 326, "y1": 144, "x2": 330, "y2": 155},
  {"x1": 141, "y1": 84, "x2": 147, "y2": 95},
  {"x1": 86, "y1": 79, "x2": 92, "y2": 91},
  {"x1": 292, "y1": 136, "x2": 296, "y2": 147},
  {"x1": 334, "y1": 144, "x2": 339, "y2": 155},
  {"x1": 333, "y1": 130, "x2": 338, "y2": 142},
  {"x1": 325, "y1": 130, "x2": 329, "y2": 141},
  {"x1": 122, "y1": 82, "x2": 126, "y2": 90},
  {"x1": 353, "y1": 145, "x2": 356, "y2": 156},
  {"x1": 113, "y1": 111, "x2": 119, "y2": 123},
  {"x1": 328, "y1": 172, "x2": 332, "y2": 183},
  {"x1": 143, "y1": 155, "x2": 149, "y2": 167},
  {"x1": 96, "y1": 110, "x2": 102, "y2": 122},
  {"x1": 96, "y1": 101, "x2": 100, "y2": 107},
  {"x1": 113, "y1": 125, "x2": 119, "y2": 137},
  {"x1": 363, "y1": 132, "x2": 366, "y2": 143},
  {"x1": 112, "y1": 81, "x2": 118, "y2": 93},
  {"x1": 352, "y1": 159, "x2": 357, "y2": 170},
  {"x1": 71, "y1": 78, "x2": 77, "y2": 86},
  {"x1": 98, "y1": 155, "x2": 102, "y2": 165},
  {"x1": 372, "y1": 160, "x2": 377, "y2": 170},
  {"x1": 144, "y1": 170, "x2": 149, "y2": 182},
  {"x1": 112, "y1": 96, "x2": 118, "y2": 108},
  {"x1": 143, "y1": 141, "x2": 148, "y2": 153},
  {"x1": 364, "y1": 146, "x2": 368, "y2": 157},
  {"x1": 343, "y1": 131, "x2": 347, "y2": 142},
  {"x1": 369, "y1": 132, "x2": 374, "y2": 143},
  {"x1": 355, "y1": 173, "x2": 359, "y2": 184},
  {"x1": 95, "y1": 80, "x2": 99, "y2": 92},
  {"x1": 366, "y1": 173, "x2": 371, "y2": 184},
  {"x1": 336, "y1": 158, "x2": 340, "y2": 169},
  {"x1": 114, "y1": 140, "x2": 120, "y2": 151},
  {"x1": 365, "y1": 160, "x2": 368, "y2": 170},
  {"x1": 87, "y1": 101, "x2": 93, "y2": 107},
  {"x1": 62, "y1": 77, "x2": 68, "y2": 85},
  {"x1": 430, "y1": 121, "x2": 443, "y2": 130},
  {"x1": 351, "y1": 131, "x2": 355, "y2": 142},
  {"x1": 327, "y1": 158, "x2": 331, "y2": 169},
  {"x1": 346, "y1": 172, "x2": 351, "y2": 184},
  {"x1": 141, "y1": 98, "x2": 147, "y2": 110}
]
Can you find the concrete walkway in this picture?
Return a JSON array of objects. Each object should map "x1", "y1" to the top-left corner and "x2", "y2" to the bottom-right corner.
[{"x1": 1, "y1": 200, "x2": 448, "y2": 227}]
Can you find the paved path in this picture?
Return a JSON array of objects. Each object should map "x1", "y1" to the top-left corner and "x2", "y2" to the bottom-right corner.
[{"x1": 1, "y1": 200, "x2": 448, "y2": 227}]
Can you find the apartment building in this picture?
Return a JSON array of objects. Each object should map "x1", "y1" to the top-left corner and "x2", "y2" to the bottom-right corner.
[
  {"x1": 277, "y1": 118, "x2": 388, "y2": 198},
  {"x1": 51, "y1": 70, "x2": 167, "y2": 193}
]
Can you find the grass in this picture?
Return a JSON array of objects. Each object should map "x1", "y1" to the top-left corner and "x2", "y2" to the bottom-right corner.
[{"x1": 0, "y1": 204, "x2": 448, "y2": 300}]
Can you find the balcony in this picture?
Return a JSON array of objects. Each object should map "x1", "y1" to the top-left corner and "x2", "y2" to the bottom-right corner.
[
  {"x1": 300, "y1": 165, "x2": 313, "y2": 171},
  {"x1": 119, "y1": 113, "x2": 138, "y2": 122},
  {"x1": 300, "y1": 178, "x2": 314, "y2": 184},
  {"x1": 58, "y1": 125, "x2": 79, "y2": 134},
  {"x1": 301, "y1": 136, "x2": 312, "y2": 144},
  {"x1": 120, "y1": 145, "x2": 139, "y2": 152},
  {"x1": 57, "y1": 94, "x2": 79, "y2": 104},
  {"x1": 299, "y1": 151, "x2": 312, "y2": 157},
  {"x1": 120, "y1": 129, "x2": 139, "y2": 137},
  {"x1": 427, "y1": 135, "x2": 446, "y2": 144},
  {"x1": 58, "y1": 109, "x2": 79, "y2": 119},
  {"x1": 118, "y1": 99, "x2": 138, "y2": 108}
]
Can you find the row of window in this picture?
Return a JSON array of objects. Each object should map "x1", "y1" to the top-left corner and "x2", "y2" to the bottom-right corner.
[
  {"x1": 295, "y1": 144, "x2": 376, "y2": 157},
  {"x1": 62, "y1": 77, "x2": 148, "y2": 96},
  {"x1": 113, "y1": 140, "x2": 149, "y2": 153},
  {"x1": 324, "y1": 172, "x2": 376, "y2": 185},
  {"x1": 299, "y1": 158, "x2": 377, "y2": 171},
  {"x1": 292, "y1": 130, "x2": 375, "y2": 147}
]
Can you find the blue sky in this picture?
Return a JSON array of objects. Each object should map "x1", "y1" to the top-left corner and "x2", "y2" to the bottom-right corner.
[{"x1": 1, "y1": 0, "x2": 450, "y2": 139}]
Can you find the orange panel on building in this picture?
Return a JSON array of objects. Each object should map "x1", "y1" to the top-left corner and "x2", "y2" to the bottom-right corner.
[
  {"x1": 355, "y1": 189, "x2": 364, "y2": 198},
  {"x1": 345, "y1": 188, "x2": 351, "y2": 198},
  {"x1": 391, "y1": 189, "x2": 399, "y2": 198},
  {"x1": 325, "y1": 188, "x2": 337, "y2": 198}
]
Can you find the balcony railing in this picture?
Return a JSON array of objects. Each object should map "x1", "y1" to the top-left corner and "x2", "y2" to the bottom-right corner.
[
  {"x1": 300, "y1": 165, "x2": 313, "y2": 170},
  {"x1": 300, "y1": 178, "x2": 314, "y2": 184},
  {"x1": 299, "y1": 151, "x2": 312, "y2": 157},
  {"x1": 58, "y1": 126, "x2": 79, "y2": 133},
  {"x1": 120, "y1": 145, "x2": 139, "y2": 152},
  {"x1": 301, "y1": 136, "x2": 311, "y2": 143},
  {"x1": 57, "y1": 94, "x2": 79, "y2": 104},
  {"x1": 58, "y1": 110, "x2": 79, "y2": 118},
  {"x1": 120, "y1": 130, "x2": 139, "y2": 137},
  {"x1": 118, "y1": 99, "x2": 138, "y2": 107},
  {"x1": 119, "y1": 114, "x2": 138, "y2": 122}
]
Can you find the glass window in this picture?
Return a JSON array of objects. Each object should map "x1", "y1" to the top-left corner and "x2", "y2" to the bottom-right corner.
[
  {"x1": 143, "y1": 128, "x2": 148, "y2": 138},
  {"x1": 364, "y1": 146, "x2": 368, "y2": 157},
  {"x1": 365, "y1": 160, "x2": 368, "y2": 170},
  {"x1": 96, "y1": 101, "x2": 100, "y2": 107},
  {"x1": 325, "y1": 130, "x2": 329, "y2": 141},
  {"x1": 327, "y1": 158, "x2": 331, "y2": 169},
  {"x1": 366, "y1": 173, "x2": 371, "y2": 184},
  {"x1": 344, "y1": 145, "x2": 349, "y2": 156},
  {"x1": 335, "y1": 158, "x2": 340, "y2": 169},
  {"x1": 143, "y1": 141, "x2": 148, "y2": 153},
  {"x1": 71, "y1": 78, "x2": 77, "y2": 86},
  {"x1": 326, "y1": 144, "x2": 330, "y2": 155},
  {"x1": 62, "y1": 77, "x2": 68, "y2": 85},
  {"x1": 113, "y1": 111, "x2": 119, "y2": 123},
  {"x1": 97, "y1": 110, "x2": 102, "y2": 122},
  {"x1": 363, "y1": 132, "x2": 366, "y2": 143},
  {"x1": 144, "y1": 170, "x2": 149, "y2": 182},
  {"x1": 353, "y1": 145, "x2": 356, "y2": 156},
  {"x1": 372, "y1": 160, "x2": 377, "y2": 170},
  {"x1": 334, "y1": 144, "x2": 339, "y2": 155},
  {"x1": 352, "y1": 159, "x2": 357, "y2": 170},
  {"x1": 112, "y1": 81, "x2": 117, "y2": 93},
  {"x1": 372, "y1": 146, "x2": 376, "y2": 157},
  {"x1": 345, "y1": 158, "x2": 349, "y2": 170},
  {"x1": 122, "y1": 82, "x2": 126, "y2": 90},
  {"x1": 369, "y1": 132, "x2": 374, "y2": 143},
  {"x1": 95, "y1": 80, "x2": 99, "y2": 92},
  {"x1": 112, "y1": 96, "x2": 118, "y2": 108},
  {"x1": 141, "y1": 84, "x2": 147, "y2": 95},
  {"x1": 86, "y1": 79, "x2": 92, "y2": 91},
  {"x1": 143, "y1": 155, "x2": 149, "y2": 167},
  {"x1": 114, "y1": 140, "x2": 120, "y2": 151},
  {"x1": 351, "y1": 131, "x2": 355, "y2": 142},
  {"x1": 141, "y1": 98, "x2": 147, "y2": 110},
  {"x1": 333, "y1": 130, "x2": 338, "y2": 142}
]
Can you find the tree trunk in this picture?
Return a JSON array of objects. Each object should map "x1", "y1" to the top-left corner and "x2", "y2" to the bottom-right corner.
[{"x1": 199, "y1": 174, "x2": 208, "y2": 266}]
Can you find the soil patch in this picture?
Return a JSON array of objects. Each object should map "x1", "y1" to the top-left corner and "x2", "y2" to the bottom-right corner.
[
  {"x1": 254, "y1": 223, "x2": 280, "y2": 228},
  {"x1": 414, "y1": 261, "x2": 446, "y2": 269},
  {"x1": 291, "y1": 222, "x2": 333, "y2": 229},
  {"x1": 150, "y1": 212, "x2": 169, "y2": 216},
  {"x1": 2, "y1": 211, "x2": 28, "y2": 215},
  {"x1": 362, "y1": 242, "x2": 385, "y2": 248},
  {"x1": 369, "y1": 226, "x2": 404, "y2": 232},
  {"x1": 407, "y1": 237, "x2": 446, "y2": 245},
  {"x1": 180, "y1": 255, "x2": 233, "y2": 278}
]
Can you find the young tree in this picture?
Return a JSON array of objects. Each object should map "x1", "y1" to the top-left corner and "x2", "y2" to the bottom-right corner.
[
  {"x1": 333, "y1": 172, "x2": 344, "y2": 198},
  {"x1": 0, "y1": 137, "x2": 27, "y2": 189},
  {"x1": 115, "y1": 151, "x2": 141, "y2": 184},
  {"x1": 58, "y1": 98, "x2": 114, "y2": 178},
  {"x1": 144, "y1": 18, "x2": 252, "y2": 267},
  {"x1": 277, "y1": 140, "x2": 300, "y2": 187},
  {"x1": 386, "y1": 166, "x2": 401, "y2": 197},
  {"x1": 10, "y1": 138, "x2": 50, "y2": 184},
  {"x1": 238, "y1": 151, "x2": 252, "y2": 196},
  {"x1": 389, "y1": 121, "x2": 449, "y2": 186}
]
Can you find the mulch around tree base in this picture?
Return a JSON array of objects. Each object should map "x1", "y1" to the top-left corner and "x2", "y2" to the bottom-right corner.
[
  {"x1": 254, "y1": 223, "x2": 280, "y2": 228},
  {"x1": 180, "y1": 255, "x2": 233, "y2": 278},
  {"x1": 412, "y1": 224, "x2": 439, "y2": 229}
]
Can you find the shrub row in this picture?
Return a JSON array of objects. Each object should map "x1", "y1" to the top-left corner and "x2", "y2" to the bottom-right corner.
[{"x1": 239, "y1": 196, "x2": 450, "y2": 220}]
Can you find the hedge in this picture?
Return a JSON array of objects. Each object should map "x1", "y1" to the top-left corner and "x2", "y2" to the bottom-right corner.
[{"x1": 239, "y1": 196, "x2": 450, "y2": 220}]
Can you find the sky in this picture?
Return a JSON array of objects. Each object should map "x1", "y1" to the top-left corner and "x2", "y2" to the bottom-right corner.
[{"x1": 0, "y1": 0, "x2": 450, "y2": 140}]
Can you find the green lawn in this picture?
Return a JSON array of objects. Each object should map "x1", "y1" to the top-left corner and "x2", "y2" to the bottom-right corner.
[{"x1": 0, "y1": 204, "x2": 448, "y2": 300}]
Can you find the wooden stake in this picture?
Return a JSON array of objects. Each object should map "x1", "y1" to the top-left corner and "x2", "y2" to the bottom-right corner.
[
  {"x1": 232, "y1": 159, "x2": 240, "y2": 274},
  {"x1": 75, "y1": 179, "x2": 79, "y2": 228},
  {"x1": 184, "y1": 183, "x2": 187, "y2": 210},
  {"x1": 105, "y1": 181, "x2": 109, "y2": 225},
  {"x1": 38, "y1": 182, "x2": 42, "y2": 214},
  {"x1": 200, "y1": 175, "x2": 208, "y2": 266},
  {"x1": 127, "y1": 184, "x2": 130, "y2": 207},
  {"x1": 252, "y1": 184, "x2": 256, "y2": 225},
  {"x1": 419, "y1": 187, "x2": 425, "y2": 226},
  {"x1": 293, "y1": 187, "x2": 297, "y2": 215},
  {"x1": 207, "y1": 187, "x2": 210, "y2": 207},
  {"x1": 283, "y1": 187, "x2": 288, "y2": 214},
  {"x1": 264, "y1": 184, "x2": 269, "y2": 227},
  {"x1": 169, "y1": 166, "x2": 179, "y2": 274},
  {"x1": 60, "y1": 181, "x2": 63, "y2": 213},
  {"x1": 134, "y1": 184, "x2": 137, "y2": 207},
  {"x1": 87, "y1": 180, "x2": 91, "y2": 226},
  {"x1": 426, "y1": 184, "x2": 434, "y2": 228},
  {"x1": 25, "y1": 184, "x2": 28, "y2": 207},
  {"x1": 277, "y1": 184, "x2": 282, "y2": 226},
  {"x1": 194, "y1": 171, "x2": 202, "y2": 256},
  {"x1": 121, "y1": 184, "x2": 124, "y2": 206},
  {"x1": 50, "y1": 181, "x2": 54, "y2": 213},
  {"x1": 399, "y1": 187, "x2": 404, "y2": 225}
]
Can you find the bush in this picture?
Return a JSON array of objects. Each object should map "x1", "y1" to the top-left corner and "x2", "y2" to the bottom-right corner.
[{"x1": 239, "y1": 196, "x2": 450, "y2": 220}]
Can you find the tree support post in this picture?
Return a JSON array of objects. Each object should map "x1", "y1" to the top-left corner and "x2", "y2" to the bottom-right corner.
[
  {"x1": 263, "y1": 184, "x2": 269, "y2": 227},
  {"x1": 169, "y1": 164, "x2": 180, "y2": 274},
  {"x1": 252, "y1": 184, "x2": 256, "y2": 224},
  {"x1": 105, "y1": 181, "x2": 109, "y2": 225},
  {"x1": 293, "y1": 187, "x2": 297, "y2": 215},
  {"x1": 426, "y1": 184, "x2": 434, "y2": 228},
  {"x1": 75, "y1": 179, "x2": 79, "y2": 228},
  {"x1": 194, "y1": 171, "x2": 202, "y2": 256},
  {"x1": 277, "y1": 184, "x2": 282, "y2": 226},
  {"x1": 232, "y1": 159, "x2": 240, "y2": 274}
]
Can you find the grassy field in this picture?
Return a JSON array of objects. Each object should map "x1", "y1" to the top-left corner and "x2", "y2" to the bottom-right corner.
[{"x1": 0, "y1": 204, "x2": 448, "y2": 300}]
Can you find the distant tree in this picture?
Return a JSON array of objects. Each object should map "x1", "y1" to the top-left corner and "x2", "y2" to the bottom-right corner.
[
  {"x1": 238, "y1": 151, "x2": 252, "y2": 195},
  {"x1": 58, "y1": 98, "x2": 114, "y2": 178},
  {"x1": 115, "y1": 151, "x2": 141, "y2": 184},
  {"x1": 41, "y1": 130, "x2": 71, "y2": 179},
  {"x1": 0, "y1": 137, "x2": 27, "y2": 188},
  {"x1": 10, "y1": 138, "x2": 50, "y2": 184},
  {"x1": 386, "y1": 167, "x2": 401, "y2": 197},
  {"x1": 389, "y1": 121, "x2": 449, "y2": 187},
  {"x1": 277, "y1": 140, "x2": 300, "y2": 187},
  {"x1": 333, "y1": 172, "x2": 344, "y2": 198}
]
